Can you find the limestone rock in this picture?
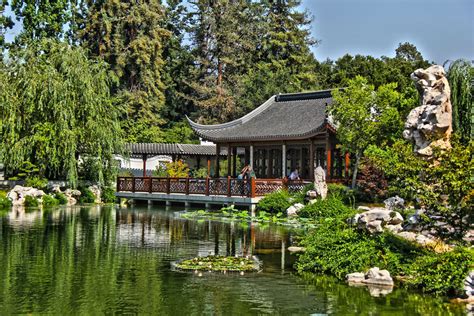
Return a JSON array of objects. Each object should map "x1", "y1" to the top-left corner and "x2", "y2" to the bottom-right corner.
[
  {"x1": 465, "y1": 271, "x2": 474, "y2": 298},
  {"x1": 352, "y1": 208, "x2": 404, "y2": 234},
  {"x1": 384, "y1": 196, "x2": 405, "y2": 211},
  {"x1": 287, "y1": 246, "x2": 306, "y2": 253},
  {"x1": 313, "y1": 166, "x2": 327, "y2": 200},
  {"x1": 7, "y1": 185, "x2": 45, "y2": 206},
  {"x1": 286, "y1": 203, "x2": 304, "y2": 217},
  {"x1": 364, "y1": 267, "x2": 394, "y2": 286},
  {"x1": 403, "y1": 65, "x2": 452, "y2": 156},
  {"x1": 346, "y1": 272, "x2": 365, "y2": 283},
  {"x1": 88, "y1": 185, "x2": 101, "y2": 204},
  {"x1": 367, "y1": 284, "x2": 393, "y2": 297}
]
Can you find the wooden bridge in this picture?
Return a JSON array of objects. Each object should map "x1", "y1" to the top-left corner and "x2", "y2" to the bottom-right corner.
[{"x1": 115, "y1": 176, "x2": 311, "y2": 209}]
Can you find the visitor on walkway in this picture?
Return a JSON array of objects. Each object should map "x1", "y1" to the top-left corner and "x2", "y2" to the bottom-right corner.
[{"x1": 289, "y1": 167, "x2": 300, "y2": 180}]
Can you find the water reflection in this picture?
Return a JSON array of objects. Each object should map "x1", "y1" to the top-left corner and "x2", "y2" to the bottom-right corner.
[{"x1": 0, "y1": 206, "x2": 466, "y2": 315}]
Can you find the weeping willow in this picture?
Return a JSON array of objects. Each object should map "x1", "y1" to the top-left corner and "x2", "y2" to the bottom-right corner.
[
  {"x1": 447, "y1": 59, "x2": 473, "y2": 143},
  {"x1": 0, "y1": 40, "x2": 123, "y2": 187}
]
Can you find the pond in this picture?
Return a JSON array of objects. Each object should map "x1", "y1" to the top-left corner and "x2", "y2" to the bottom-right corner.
[{"x1": 0, "y1": 205, "x2": 466, "y2": 315}]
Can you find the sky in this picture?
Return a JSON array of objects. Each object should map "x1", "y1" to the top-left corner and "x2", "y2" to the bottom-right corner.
[{"x1": 302, "y1": 0, "x2": 474, "y2": 64}]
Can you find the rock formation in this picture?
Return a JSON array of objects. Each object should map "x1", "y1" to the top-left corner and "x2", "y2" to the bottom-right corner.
[
  {"x1": 346, "y1": 267, "x2": 394, "y2": 296},
  {"x1": 7, "y1": 185, "x2": 45, "y2": 206},
  {"x1": 313, "y1": 166, "x2": 328, "y2": 199},
  {"x1": 286, "y1": 203, "x2": 304, "y2": 217},
  {"x1": 351, "y1": 207, "x2": 404, "y2": 234},
  {"x1": 403, "y1": 65, "x2": 452, "y2": 156}
]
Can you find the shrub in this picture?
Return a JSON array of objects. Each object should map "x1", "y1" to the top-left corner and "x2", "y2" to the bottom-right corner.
[
  {"x1": 191, "y1": 167, "x2": 208, "y2": 178},
  {"x1": 24, "y1": 195, "x2": 39, "y2": 207},
  {"x1": 298, "y1": 196, "x2": 354, "y2": 219},
  {"x1": 0, "y1": 191, "x2": 11, "y2": 209},
  {"x1": 79, "y1": 187, "x2": 95, "y2": 203},
  {"x1": 102, "y1": 187, "x2": 116, "y2": 203},
  {"x1": 292, "y1": 183, "x2": 315, "y2": 203},
  {"x1": 405, "y1": 247, "x2": 474, "y2": 296},
  {"x1": 257, "y1": 190, "x2": 292, "y2": 214},
  {"x1": 355, "y1": 158, "x2": 388, "y2": 202},
  {"x1": 328, "y1": 183, "x2": 355, "y2": 207},
  {"x1": 55, "y1": 193, "x2": 68, "y2": 205},
  {"x1": 42, "y1": 194, "x2": 59, "y2": 207},
  {"x1": 165, "y1": 160, "x2": 189, "y2": 177}
]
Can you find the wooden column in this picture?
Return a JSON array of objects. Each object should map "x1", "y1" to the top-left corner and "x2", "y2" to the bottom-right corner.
[
  {"x1": 227, "y1": 143, "x2": 231, "y2": 177},
  {"x1": 282, "y1": 144, "x2": 286, "y2": 178},
  {"x1": 207, "y1": 156, "x2": 211, "y2": 176},
  {"x1": 309, "y1": 140, "x2": 315, "y2": 180},
  {"x1": 326, "y1": 135, "x2": 332, "y2": 179},
  {"x1": 142, "y1": 154, "x2": 148, "y2": 177},
  {"x1": 232, "y1": 147, "x2": 237, "y2": 177},
  {"x1": 345, "y1": 152, "x2": 350, "y2": 178},
  {"x1": 249, "y1": 144, "x2": 254, "y2": 169},
  {"x1": 215, "y1": 144, "x2": 220, "y2": 178}
]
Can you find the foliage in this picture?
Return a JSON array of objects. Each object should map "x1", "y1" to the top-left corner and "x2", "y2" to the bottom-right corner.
[
  {"x1": 327, "y1": 183, "x2": 355, "y2": 207},
  {"x1": 42, "y1": 194, "x2": 59, "y2": 207},
  {"x1": 8, "y1": 161, "x2": 49, "y2": 189},
  {"x1": 165, "y1": 160, "x2": 189, "y2": 178},
  {"x1": 102, "y1": 187, "x2": 116, "y2": 204},
  {"x1": 446, "y1": 59, "x2": 473, "y2": 143},
  {"x1": 191, "y1": 167, "x2": 208, "y2": 178},
  {"x1": 79, "y1": 187, "x2": 95, "y2": 204},
  {"x1": 330, "y1": 76, "x2": 402, "y2": 188},
  {"x1": 298, "y1": 196, "x2": 354, "y2": 219},
  {"x1": 355, "y1": 159, "x2": 388, "y2": 202},
  {"x1": 291, "y1": 183, "x2": 314, "y2": 204},
  {"x1": 0, "y1": 40, "x2": 122, "y2": 187},
  {"x1": 24, "y1": 195, "x2": 39, "y2": 207},
  {"x1": 82, "y1": 0, "x2": 170, "y2": 143},
  {"x1": 256, "y1": 190, "x2": 292, "y2": 215},
  {"x1": 163, "y1": 121, "x2": 198, "y2": 144},
  {"x1": 55, "y1": 193, "x2": 68, "y2": 205},
  {"x1": 0, "y1": 191, "x2": 11, "y2": 209},
  {"x1": 153, "y1": 164, "x2": 168, "y2": 177},
  {"x1": 405, "y1": 248, "x2": 474, "y2": 296},
  {"x1": 25, "y1": 177, "x2": 49, "y2": 190},
  {"x1": 175, "y1": 255, "x2": 258, "y2": 272}
]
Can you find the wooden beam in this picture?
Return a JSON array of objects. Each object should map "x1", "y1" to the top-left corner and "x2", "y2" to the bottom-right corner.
[
  {"x1": 207, "y1": 156, "x2": 211, "y2": 177},
  {"x1": 326, "y1": 135, "x2": 331, "y2": 179},
  {"x1": 345, "y1": 152, "x2": 350, "y2": 178},
  {"x1": 227, "y1": 143, "x2": 231, "y2": 177},
  {"x1": 309, "y1": 140, "x2": 315, "y2": 180},
  {"x1": 215, "y1": 144, "x2": 220, "y2": 178}
]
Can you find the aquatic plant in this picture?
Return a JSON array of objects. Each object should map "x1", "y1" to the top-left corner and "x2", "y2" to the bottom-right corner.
[{"x1": 174, "y1": 255, "x2": 260, "y2": 272}]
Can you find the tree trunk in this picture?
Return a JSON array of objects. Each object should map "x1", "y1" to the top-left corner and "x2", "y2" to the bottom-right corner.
[{"x1": 351, "y1": 152, "x2": 361, "y2": 189}]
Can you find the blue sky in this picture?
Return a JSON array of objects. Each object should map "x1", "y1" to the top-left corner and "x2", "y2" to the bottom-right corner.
[{"x1": 302, "y1": 0, "x2": 474, "y2": 64}]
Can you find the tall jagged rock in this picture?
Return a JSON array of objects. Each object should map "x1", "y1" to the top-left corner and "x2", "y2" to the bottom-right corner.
[{"x1": 403, "y1": 65, "x2": 452, "y2": 156}]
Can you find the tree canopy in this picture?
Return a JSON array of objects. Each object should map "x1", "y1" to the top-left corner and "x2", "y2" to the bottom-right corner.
[{"x1": 0, "y1": 40, "x2": 122, "y2": 186}]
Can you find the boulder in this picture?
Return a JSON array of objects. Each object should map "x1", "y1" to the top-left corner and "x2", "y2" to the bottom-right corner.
[
  {"x1": 352, "y1": 207, "x2": 404, "y2": 234},
  {"x1": 346, "y1": 272, "x2": 365, "y2": 283},
  {"x1": 364, "y1": 267, "x2": 394, "y2": 286},
  {"x1": 384, "y1": 196, "x2": 405, "y2": 210},
  {"x1": 287, "y1": 246, "x2": 306, "y2": 253},
  {"x1": 6, "y1": 185, "x2": 45, "y2": 206},
  {"x1": 403, "y1": 65, "x2": 452, "y2": 157},
  {"x1": 88, "y1": 185, "x2": 101, "y2": 204},
  {"x1": 313, "y1": 166, "x2": 328, "y2": 199},
  {"x1": 286, "y1": 203, "x2": 304, "y2": 217}
]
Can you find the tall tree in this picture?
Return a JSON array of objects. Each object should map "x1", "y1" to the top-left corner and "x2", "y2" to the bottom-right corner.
[
  {"x1": 330, "y1": 76, "x2": 401, "y2": 188},
  {"x1": 186, "y1": 0, "x2": 260, "y2": 123},
  {"x1": 0, "y1": 0, "x2": 13, "y2": 51},
  {"x1": 446, "y1": 59, "x2": 473, "y2": 143},
  {"x1": 0, "y1": 40, "x2": 122, "y2": 186},
  {"x1": 81, "y1": 0, "x2": 170, "y2": 142}
]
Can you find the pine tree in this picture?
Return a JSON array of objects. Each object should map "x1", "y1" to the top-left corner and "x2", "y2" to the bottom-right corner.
[{"x1": 81, "y1": 0, "x2": 170, "y2": 142}]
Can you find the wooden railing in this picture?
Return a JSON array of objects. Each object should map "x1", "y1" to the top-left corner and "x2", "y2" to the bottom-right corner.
[{"x1": 116, "y1": 176, "x2": 313, "y2": 198}]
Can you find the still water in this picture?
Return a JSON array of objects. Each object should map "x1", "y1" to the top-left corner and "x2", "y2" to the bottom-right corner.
[{"x1": 0, "y1": 205, "x2": 466, "y2": 315}]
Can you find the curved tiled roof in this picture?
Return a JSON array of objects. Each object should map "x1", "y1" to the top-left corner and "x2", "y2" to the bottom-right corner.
[
  {"x1": 187, "y1": 90, "x2": 334, "y2": 142},
  {"x1": 124, "y1": 143, "x2": 223, "y2": 156}
]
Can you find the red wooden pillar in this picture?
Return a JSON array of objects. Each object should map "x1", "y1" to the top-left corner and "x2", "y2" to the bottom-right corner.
[
  {"x1": 207, "y1": 156, "x2": 211, "y2": 177},
  {"x1": 185, "y1": 177, "x2": 190, "y2": 195},
  {"x1": 345, "y1": 152, "x2": 350, "y2": 178},
  {"x1": 227, "y1": 143, "x2": 231, "y2": 177},
  {"x1": 250, "y1": 177, "x2": 256, "y2": 198},
  {"x1": 205, "y1": 177, "x2": 210, "y2": 196}
]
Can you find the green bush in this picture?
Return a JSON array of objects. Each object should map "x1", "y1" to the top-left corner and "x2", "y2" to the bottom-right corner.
[
  {"x1": 292, "y1": 183, "x2": 315, "y2": 203},
  {"x1": 79, "y1": 187, "x2": 95, "y2": 203},
  {"x1": 24, "y1": 195, "x2": 39, "y2": 207},
  {"x1": 256, "y1": 190, "x2": 292, "y2": 215},
  {"x1": 0, "y1": 191, "x2": 11, "y2": 209},
  {"x1": 25, "y1": 176, "x2": 48, "y2": 190},
  {"x1": 328, "y1": 183, "x2": 355, "y2": 206},
  {"x1": 406, "y1": 248, "x2": 474, "y2": 296},
  {"x1": 42, "y1": 194, "x2": 59, "y2": 207},
  {"x1": 55, "y1": 193, "x2": 68, "y2": 205},
  {"x1": 102, "y1": 187, "x2": 116, "y2": 203},
  {"x1": 298, "y1": 196, "x2": 354, "y2": 219}
]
